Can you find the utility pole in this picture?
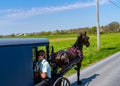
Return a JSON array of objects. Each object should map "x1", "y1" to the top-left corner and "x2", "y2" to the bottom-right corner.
[{"x1": 96, "y1": 0, "x2": 100, "y2": 50}]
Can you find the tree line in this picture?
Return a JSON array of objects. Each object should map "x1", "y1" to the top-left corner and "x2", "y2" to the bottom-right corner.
[{"x1": 1, "y1": 21, "x2": 120, "y2": 38}]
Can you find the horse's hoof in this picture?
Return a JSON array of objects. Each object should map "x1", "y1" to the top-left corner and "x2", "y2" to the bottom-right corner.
[{"x1": 77, "y1": 81, "x2": 82, "y2": 85}]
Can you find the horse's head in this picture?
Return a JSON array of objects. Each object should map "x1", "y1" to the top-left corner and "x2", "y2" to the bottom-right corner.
[
  {"x1": 81, "y1": 31, "x2": 90, "y2": 47},
  {"x1": 73, "y1": 31, "x2": 90, "y2": 50}
]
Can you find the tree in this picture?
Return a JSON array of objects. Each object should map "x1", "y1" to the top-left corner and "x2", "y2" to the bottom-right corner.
[
  {"x1": 104, "y1": 22, "x2": 120, "y2": 32},
  {"x1": 89, "y1": 26, "x2": 97, "y2": 34}
]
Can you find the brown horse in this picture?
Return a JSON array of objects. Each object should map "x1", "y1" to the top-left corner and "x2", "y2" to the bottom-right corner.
[
  {"x1": 51, "y1": 31, "x2": 90, "y2": 68},
  {"x1": 50, "y1": 31, "x2": 90, "y2": 84}
]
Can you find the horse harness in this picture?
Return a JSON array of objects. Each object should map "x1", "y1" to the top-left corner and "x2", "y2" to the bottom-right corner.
[{"x1": 69, "y1": 47, "x2": 83, "y2": 58}]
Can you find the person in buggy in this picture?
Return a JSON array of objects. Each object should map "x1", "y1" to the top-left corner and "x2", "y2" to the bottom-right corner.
[{"x1": 36, "y1": 50, "x2": 51, "y2": 86}]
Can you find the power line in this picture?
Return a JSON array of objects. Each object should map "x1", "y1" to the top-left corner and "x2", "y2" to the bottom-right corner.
[{"x1": 109, "y1": 0, "x2": 120, "y2": 8}]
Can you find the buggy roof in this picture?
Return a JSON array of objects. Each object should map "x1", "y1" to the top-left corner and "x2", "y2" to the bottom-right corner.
[{"x1": 0, "y1": 38, "x2": 49, "y2": 47}]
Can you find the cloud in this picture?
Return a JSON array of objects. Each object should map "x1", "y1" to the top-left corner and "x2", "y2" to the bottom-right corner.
[
  {"x1": 0, "y1": 0, "x2": 108, "y2": 21},
  {"x1": 100, "y1": 0, "x2": 109, "y2": 4}
]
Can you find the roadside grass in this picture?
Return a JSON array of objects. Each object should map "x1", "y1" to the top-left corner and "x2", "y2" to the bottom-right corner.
[
  {"x1": 14, "y1": 33, "x2": 78, "y2": 39},
  {"x1": 49, "y1": 33, "x2": 120, "y2": 76},
  {"x1": 5, "y1": 32, "x2": 120, "y2": 76},
  {"x1": 19, "y1": 32, "x2": 120, "y2": 75}
]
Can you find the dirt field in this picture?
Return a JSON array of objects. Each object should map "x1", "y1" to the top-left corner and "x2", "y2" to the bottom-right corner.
[{"x1": 50, "y1": 37, "x2": 76, "y2": 42}]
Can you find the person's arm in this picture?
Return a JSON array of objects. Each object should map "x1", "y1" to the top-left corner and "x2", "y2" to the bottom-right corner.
[{"x1": 40, "y1": 61, "x2": 48, "y2": 79}]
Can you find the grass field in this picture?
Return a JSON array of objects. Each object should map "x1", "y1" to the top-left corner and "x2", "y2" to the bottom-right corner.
[
  {"x1": 9, "y1": 32, "x2": 120, "y2": 75},
  {"x1": 48, "y1": 33, "x2": 120, "y2": 75}
]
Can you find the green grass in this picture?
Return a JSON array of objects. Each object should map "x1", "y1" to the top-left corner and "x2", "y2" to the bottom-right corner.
[
  {"x1": 5, "y1": 32, "x2": 120, "y2": 76},
  {"x1": 25, "y1": 32, "x2": 120, "y2": 75},
  {"x1": 13, "y1": 33, "x2": 78, "y2": 39},
  {"x1": 49, "y1": 33, "x2": 120, "y2": 75}
]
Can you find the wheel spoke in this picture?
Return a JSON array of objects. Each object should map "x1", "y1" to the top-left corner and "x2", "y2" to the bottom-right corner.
[{"x1": 53, "y1": 77, "x2": 70, "y2": 86}]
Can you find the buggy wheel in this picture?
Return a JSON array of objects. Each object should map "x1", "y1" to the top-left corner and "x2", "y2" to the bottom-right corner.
[{"x1": 53, "y1": 77, "x2": 70, "y2": 86}]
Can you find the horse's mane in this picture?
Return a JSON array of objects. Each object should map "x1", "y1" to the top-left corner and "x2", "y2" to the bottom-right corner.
[{"x1": 73, "y1": 34, "x2": 82, "y2": 50}]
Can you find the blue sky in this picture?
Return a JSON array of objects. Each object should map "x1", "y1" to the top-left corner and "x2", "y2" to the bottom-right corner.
[{"x1": 0, "y1": 0, "x2": 120, "y2": 35}]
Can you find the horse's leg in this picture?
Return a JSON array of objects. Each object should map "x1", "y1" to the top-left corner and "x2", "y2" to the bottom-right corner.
[{"x1": 77, "y1": 62, "x2": 82, "y2": 85}]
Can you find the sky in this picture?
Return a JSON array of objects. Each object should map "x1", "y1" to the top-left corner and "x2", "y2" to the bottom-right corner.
[{"x1": 0, "y1": 0, "x2": 120, "y2": 35}]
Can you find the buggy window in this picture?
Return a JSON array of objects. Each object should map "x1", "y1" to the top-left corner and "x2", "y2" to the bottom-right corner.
[{"x1": 32, "y1": 47, "x2": 37, "y2": 62}]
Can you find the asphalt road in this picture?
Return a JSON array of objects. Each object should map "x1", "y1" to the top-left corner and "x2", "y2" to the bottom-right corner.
[{"x1": 67, "y1": 52, "x2": 120, "y2": 86}]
